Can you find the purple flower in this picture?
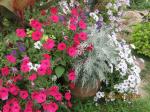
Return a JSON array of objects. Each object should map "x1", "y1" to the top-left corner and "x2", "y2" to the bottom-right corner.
[
  {"x1": 96, "y1": 18, "x2": 103, "y2": 30},
  {"x1": 17, "y1": 42, "x2": 26, "y2": 52},
  {"x1": 11, "y1": 50, "x2": 17, "y2": 56},
  {"x1": 59, "y1": 15, "x2": 65, "y2": 22}
]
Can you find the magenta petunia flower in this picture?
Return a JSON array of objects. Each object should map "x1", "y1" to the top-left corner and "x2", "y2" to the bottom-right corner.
[
  {"x1": 43, "y1": 102, "x2": 58, "y2": 112},
  {"x1": 28, "y1": 73, "x2": 37, "y2": 81},
  {"x1": 20, "y1": 90, "x2": 28, "y2": 99},
  {"x1": 6, "y1": 54, "x2": 16, "y2": 63},
  {"x1": 79, "y1": 32, "x2": 88, "y2": 41},
  {"x1": 32, "y1": 30, "x2": 43, "y2": 41},
  {"x1": 50, "y1": 15, "x2": 59, "y2": 23},
  {"x1": 43, "y1": 38, "x2": 55, "y2": 51},
  {"x1": 1, "y1": 67, "x2": 9, "y2": 76},
  {"x1": 69, "y1": 24, "x2": 77, "y2": 31},
  {"x1": 65, "y1": 92, "x2": 71, "y2": 101},
  {"x1": 68, "y1": 70, "x2": 76, "y2": 81},
  {"x1": 57, "y1": 42, "x2": 66, "y2": 51},
  {"x1": 16, "y1": 28, "x2": 26, "y2": 38},
  {"x1": 67, "y1": 47, "x2": 77, "y2": 57},
  {"x1": 0, "y1": 87, "x2": 9, "y2": 100},
  {"x1": 30, "y1": 19, "x2": 42, "y2": 30},
  {"x1": 79, "y1": 20, "x2": 87, "y2": 30}
]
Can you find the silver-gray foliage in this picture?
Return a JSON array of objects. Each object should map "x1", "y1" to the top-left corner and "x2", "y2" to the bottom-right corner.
[{"x1": 74, "y1": 25, "x2": 119, "y2": 89}]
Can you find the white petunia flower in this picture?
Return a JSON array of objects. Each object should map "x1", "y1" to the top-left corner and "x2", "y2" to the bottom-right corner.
[
  {"x1": 33, "y1": 64, "x2": 40, "y2": 71},
  {"x1": 34, "y1": 41, "x2": 42, "y2": 49}
]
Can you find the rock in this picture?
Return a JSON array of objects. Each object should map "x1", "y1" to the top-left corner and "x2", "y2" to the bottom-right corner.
[
  {"x1": 119, "y1": 11, "x2": 143, "y2": 32},
  {"x1": 137, "y1": 10, "x2": 149, "y2": 16},
  {"x1": 135, "y1": 58, "x2": 145, "y2": 70}
]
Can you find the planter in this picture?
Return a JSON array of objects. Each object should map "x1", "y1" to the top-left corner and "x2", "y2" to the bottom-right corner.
[{"x1": 71, "y1": 81, "x2": 101, "y2": 98}]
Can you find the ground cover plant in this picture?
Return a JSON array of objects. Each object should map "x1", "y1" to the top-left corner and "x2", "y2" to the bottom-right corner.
[{"x1": 131, "y1": 22, "x2": 150, "y2": 57}]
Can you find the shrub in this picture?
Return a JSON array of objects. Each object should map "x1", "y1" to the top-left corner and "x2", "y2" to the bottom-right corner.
[{"x1": 131, "y1": 22, "x2": 150, "y2": 57}]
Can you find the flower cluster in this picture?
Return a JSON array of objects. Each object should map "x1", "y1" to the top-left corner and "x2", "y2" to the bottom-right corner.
[
  {"x1": 93, "y1": 0, "x2": 141, "y2": 104},
  {"x1": 0, "y1": 0, "x2": 91, "y2": 111},
  {"x1": 106, "y1": 0, "x2": 130, "y2": 31}
]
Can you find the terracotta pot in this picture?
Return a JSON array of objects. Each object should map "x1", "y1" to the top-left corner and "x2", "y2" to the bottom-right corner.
[{"x1": 71, "y1": 81, "x2": 101, "y2": 98}]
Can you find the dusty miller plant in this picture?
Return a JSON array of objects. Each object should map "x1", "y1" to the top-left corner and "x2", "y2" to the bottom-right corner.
[{"x1": 74, "y1": 25, "x2": 119, "y2": 89}]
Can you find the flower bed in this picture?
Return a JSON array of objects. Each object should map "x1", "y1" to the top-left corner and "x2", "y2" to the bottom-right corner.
[{"x1": 0, "y1": 0, "x2": 141, "y2": 111}]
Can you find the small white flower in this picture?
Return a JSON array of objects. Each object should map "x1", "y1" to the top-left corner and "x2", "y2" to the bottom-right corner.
[
  {"x1": 89, "y1": 13, "x2": 99, "y2": 21},
  {"x1": 27, "y1": 62, "x2": 33, "y2": 70},
  {"x1": 128, "y1": 75, "x2": 136, "y2": 82},
  {"x1": 113, "y1": 4, "x2": 118, "y2": 10},
  {"x1": 52, "y1": 75, "x2": 57, "y2": 81},
  {"x1": 34, "y1": 41, "x2": 42, "y2": 49},
  {"x1": 94, "y1": 9, "x2": 99, "y2": 14},
  {"x1": 33, "y1": 64, "x2": 40, "y2": 71},
  {"x1": 94, "y1": 96, "x2": 98, "y2": 102},
  {"x1": 106, "y1": 3, "x2": 112, "y2": 9},
  {"x1": 96, "y1": 92, "x2": 105, "y2": 98},
  {"x1": 107, "y1": 10, "x2": 113, "y2": 16}
]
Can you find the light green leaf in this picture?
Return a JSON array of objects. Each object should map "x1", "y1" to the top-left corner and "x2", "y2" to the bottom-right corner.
[{"x1": 55, "y1": 66, "x2": 65, "y2": 78}]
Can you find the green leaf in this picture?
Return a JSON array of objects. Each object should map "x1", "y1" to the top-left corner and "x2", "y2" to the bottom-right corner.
[{"x1": 55, "y1": 66, "x2": 65, "y2": 78}]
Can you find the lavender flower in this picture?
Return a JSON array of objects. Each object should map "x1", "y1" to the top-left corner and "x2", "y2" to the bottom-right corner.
[
  {"x1": 17, "y1": 42, "x2": 26, "y2": 52},
  {"x1": 11, "y1": 50, "x2": 17, "y2": 56}
]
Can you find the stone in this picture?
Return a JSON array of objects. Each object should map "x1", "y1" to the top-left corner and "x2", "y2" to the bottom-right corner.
[{"x1": 119, "y1": 11, "x2": 143, "y2": 32}]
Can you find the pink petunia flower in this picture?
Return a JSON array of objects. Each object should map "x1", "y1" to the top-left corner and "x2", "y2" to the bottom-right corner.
[
  {"x1": 21, "y1": 63, "x2": 30, "y2": 73},
  {"x1": 30, "y1": 19, "x2": 42, "y2": 30},
  {"x1": 35, "y1": 92, "x2": 47, "y2": 104},
  {"x1": 68, "y1": 70, "x2": 76, "y2": 81},
  {"x1": 73, "y1": 33, "x2": 80, "y2": 45},
  {"x1": 40, "y1": 59, "x2": 51, "y2": 68},
  {"x1": 6, "y1": 54, "x2": 16, "y2": 63},
  {"x1": 1, "y1": 67, "x2": 9, "y2": 76},
  {"x1": 69, "y1": 24, "x2": 76, "y2": 31},
  {"x1": 3, "y1": 98, "x2": 21, "y2": 112},
  {"x1": 37, "y1": 65, "x2": 47, "y2": 76},
  {"x1": 43, "y1": 54, "x2": 51, "y2": 59},
  {"x1": 48, "y1": 86, "x2": 59, "y2": 96},
  {"x1": 24, "y1": 100, "x2": 33, "y2": 112},
  {"x1": 79, "y1": 20, "x2": 87, "y2": 30},
  {"x1": 32, "y1": 30, "x2": 43, "y2": 41},
  {"x1": 50, "y1": 7, "x2": 58, "y2": 15},
  {"x1": 43, "y1": 39, "x2": 55, "y2": 51},
  {"x1": 53, "y1": 92, "x2": 62, "y2": 101},
  {"x1": 71, "y1": 8, "x2": 79, "y2": 16},
  {"x1": 16, "y1": 28, "x2": 26, "y2": 38},
  {"x1": 43, "y1": 102, "x2": 58, "y2": 112},
  {"x1": 28, "y1": 73, "x2": 37, "y2": 81},
  {"x1": 65, "y1": 92, "x2": 71, "y2": 101},
  {"x1": 0, "y1": 87, "x2": 9, "y2": 100},
  {"x1": 9, "y1": 84, "x2": 20, "y2": 96},
  {"x1": 50, "y1": 15, "x2": 59, "y2": 23},
  {"x1": 79, "y1": 32, "x2": 88, "y2": 41},
  {"x1": 57, "y1": 42, "x2": 66, "y2": 51},
  {"x1": 67, "y1": 47, "x2": 77, "y2": 57},
  {"x1": 20, "y1": 90, "x2": 28, "y2": 99}
]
